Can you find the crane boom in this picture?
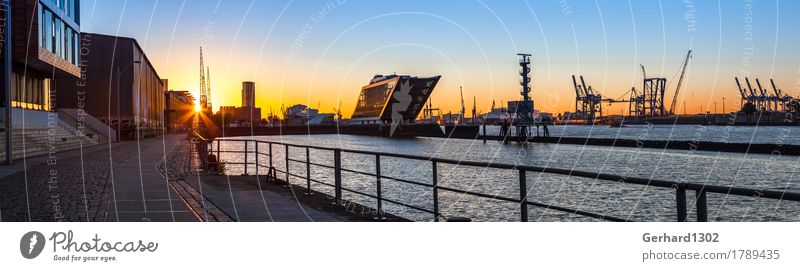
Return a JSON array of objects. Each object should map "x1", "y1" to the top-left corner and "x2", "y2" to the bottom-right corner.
[
  {"x1": 669, "y1": 50, "x2": 692, "y2": 115},
  {"x1": 459, "y1": 86, "x2": 465, "y2": 121},
  {"x1": 640, "y1": 64, "x2": 647, "y2": 80}
]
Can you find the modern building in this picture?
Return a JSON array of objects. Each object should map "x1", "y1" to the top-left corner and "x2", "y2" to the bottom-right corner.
[
  {"x1": 242, "y1": 81, "x2": 255, "y2": 108},
  {"x1": 0, "y1": 0, "x2": 110, "y2": 162},
  {"x1": 349, "y1": 74, "x2": 441, "y2": 125},
  {"x1": 5, "y1": 0, "x2": 80, "y2": 125},
  {"x1": 164, "y1": 90, "x2": 194, "y2": 132},
  {"x1": 55, "y1": 33, "x2": 165, "y2": 139}
]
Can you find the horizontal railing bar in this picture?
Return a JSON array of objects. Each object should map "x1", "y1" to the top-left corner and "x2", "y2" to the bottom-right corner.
[
  {"x1": 379, "y1": 175, "x2": 434, "y2": 188},
  {"x1": 380, "y1": 197, "x2": 436, "y2": 214},
  {"x1": 340, "y1": 186, "x2": 378, "y2": 199},
  {"x1": 340, "y1": 167, "x2": 378, "y2": 178},
  {"x1": 284, "y1": 171, "x2": 336, "y2": 189},
  {"x1": 309, "y1": 162, "x2": 334, "y2": 169},
  {"x1": 437, "y1": 186, "x2": 518, "y2": 203},
  {"x1": 524, "y1": 200, "x2": 629, "y2": 222},
  {"x1": 685, "y1": 183, "x2": 800, "y2": 201},
  {"x1": 287, "y1": 158, "x2": 306, "y2": 164},
  {"x1": 310, "y1": 179, "x2": 336, "y2": 188}
]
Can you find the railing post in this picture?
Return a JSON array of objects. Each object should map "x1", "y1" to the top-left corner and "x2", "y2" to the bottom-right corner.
[
  {"x1": 482, "y1": 123, "x2": 486, "y2": 144},
  {"x1": 519, "y1": 169, "x2": 528, "y2": 222},
  {"x1": 216, "y1": 139, "x2": 221, "y2": 163},
  {"x1": 376, "y1": 154, "x2": 383, "y2": 220},
  {"x1": 200, "y1": 140, "x2": 208, "y2": 171},
  {"x1": 305, "y1": 147, "x2": 312, "y2": 195},
  {"x1": 695, "y1": 187, "x2": 708, "y2": 222},
  {"x1": 676, "y1": 184, "x2": 687, "y2": 222},
  {"x1": 334, "y1": 149, "x2": 342, "y2": 205},
  {"x1": 432, "y1": 160, "x2": 439, "y2": 222},
  {"x1": 269, "y1": 142, "x2": 273, "y2": 169},
  {"x1": 285, "y1": 145, "x2": 290, "y2": 186},
  {"x1": 243, "y1": 141, "x2": 248, "y2": 175},
  {"x1": 255, "y1": 141, "x2": 259, "y2": 176}
]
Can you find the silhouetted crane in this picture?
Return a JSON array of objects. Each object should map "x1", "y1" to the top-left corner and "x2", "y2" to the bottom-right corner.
[{"x1": 669, "y1": 50, "x2": 692, "y2": 115}]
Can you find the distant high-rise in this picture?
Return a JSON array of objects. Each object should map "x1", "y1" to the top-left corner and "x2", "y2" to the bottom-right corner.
[{"x1": 242, "y1": 81, "x2": 255, "y2": 108}]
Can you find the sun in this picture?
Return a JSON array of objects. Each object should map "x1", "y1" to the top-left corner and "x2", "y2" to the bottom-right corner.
[{"x1": 194, "y1": 102, "x2": 202, "y2": 113}]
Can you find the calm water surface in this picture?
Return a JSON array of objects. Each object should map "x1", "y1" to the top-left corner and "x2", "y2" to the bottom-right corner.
[{"x1": 217, "y1": 125, "x2": 800, "y2": 222}]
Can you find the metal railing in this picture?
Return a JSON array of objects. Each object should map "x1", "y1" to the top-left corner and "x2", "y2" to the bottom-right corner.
[{"x1": 198, "y1": 137, "x2": 800, "y2": 222}]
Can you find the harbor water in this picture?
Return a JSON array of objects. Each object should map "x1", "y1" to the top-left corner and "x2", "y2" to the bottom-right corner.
[{"x1": 216, "y1": 125, "x2": 800, "y2": 222}]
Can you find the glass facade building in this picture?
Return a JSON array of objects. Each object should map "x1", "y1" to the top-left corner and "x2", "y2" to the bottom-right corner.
[
  {"x1": 350, "y1": 74, "x2": 440, "y2": 125},
  {"x1": 9, "y1": 0, "x2": 81, "y2": 114},
  {"x1": 38, "y1": 0, "x2": 80, "y2": 67}
]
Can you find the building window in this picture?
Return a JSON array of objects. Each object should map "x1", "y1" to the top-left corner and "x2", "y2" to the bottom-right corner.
[
  {"x1": 11, "y1": 70, "x2": 50, "y2": 112},
  {"x1": 73, "y1": 31, "x2": 80, "y2": 65},
  {"x1": 39, "y1": 3, "x2": 80, "y2": 65},
  {"x1": 44, "y1": 9, "x2": 53, "y2": 52},
  {"x1": 39, "y1": 3, "x2": 44, "y2": 48},
  {"x1": 55, "y1": 19, "x2": 61, "y2": 57},
  {"x1": 51, "y1": 15, "x2": 57, "y2": 54},
  {"x1": 66, "y1": 27, "x2": 72, "y2": 63}
]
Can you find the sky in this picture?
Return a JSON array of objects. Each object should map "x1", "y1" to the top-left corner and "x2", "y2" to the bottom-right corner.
[{"x1": 80, "y1": 0, "x2": 800, "y2": 116}]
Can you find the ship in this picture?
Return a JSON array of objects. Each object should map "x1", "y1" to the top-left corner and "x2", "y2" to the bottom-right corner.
[{"x1": 348, "y1": 74, "x2": 443, "y2": 137}]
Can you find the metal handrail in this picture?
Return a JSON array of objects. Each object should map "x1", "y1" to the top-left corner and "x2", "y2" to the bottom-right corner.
[{"x1": 209, "y1": 138, "x2": 800, "y2": 222}]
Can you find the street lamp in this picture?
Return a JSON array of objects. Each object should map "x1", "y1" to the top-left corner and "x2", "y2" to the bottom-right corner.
[{"x1": 722, "y1": 97, "x2": 726, "y2": 114}]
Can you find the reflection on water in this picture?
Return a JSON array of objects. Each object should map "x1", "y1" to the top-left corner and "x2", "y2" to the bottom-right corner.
[{"x1": 216, "y1": 127, "x2": 800, "y2": 222}]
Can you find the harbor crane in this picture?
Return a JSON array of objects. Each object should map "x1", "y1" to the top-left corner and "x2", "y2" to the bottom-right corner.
[
  {"x1": 459, "y1": 86, "x2": 465, "y2": 123},
  {"x1": 736, "y1": 77, "x2": 796, "y2": 113},
  {"x1": 669, "y1": 50, "x2": 692, "y2": 115},
  {"x1": 472, "y1": 96, "x2": 477, "y2": 125},
  {"x1": 640, "y1": 64, "x2": 647, "y2": 81},
  {"x1": 572, "y1": 75, "x2": 603, "y2": 124}
]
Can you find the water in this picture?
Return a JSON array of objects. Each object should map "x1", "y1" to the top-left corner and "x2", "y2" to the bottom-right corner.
[
  {"x1": 216, "y1": 126, "x2": 800, "y2": 222},
  {"x1": 483, "y1": 124, "x2": 800, "y2": 145}
]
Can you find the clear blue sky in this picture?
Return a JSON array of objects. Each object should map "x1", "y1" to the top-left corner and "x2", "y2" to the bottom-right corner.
[{"x1": 81, "y1": 0, "x2": 800, "y2": 115}]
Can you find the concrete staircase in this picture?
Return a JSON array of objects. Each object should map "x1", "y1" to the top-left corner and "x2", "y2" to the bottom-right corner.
[{"x1": 0, "y1": 116, "x2": 111, "y2": 160}]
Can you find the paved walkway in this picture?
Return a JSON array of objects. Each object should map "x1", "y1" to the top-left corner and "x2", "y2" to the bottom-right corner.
[
  {"x1": 0, "y1": 134, "x2": 197, "y2": 222},
  {"x1": 103, "y1": 135, "x2": 198, "y2": 222},
  {"x1": 190, "y1": 174, "x2": 345, "y2": 222},
  {"x1": 0, "y1": 133, "x2": 354, "y2": 222}
]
